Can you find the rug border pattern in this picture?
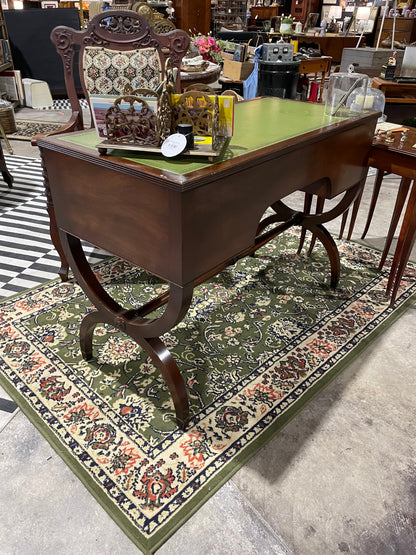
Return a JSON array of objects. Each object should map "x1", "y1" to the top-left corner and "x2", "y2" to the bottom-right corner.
[{"x1": 1, "y1": 238, "x2": 416, "y2": 553}]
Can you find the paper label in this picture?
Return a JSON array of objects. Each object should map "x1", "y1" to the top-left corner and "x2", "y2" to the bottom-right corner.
[{"x1": 161, "y1": 134, "x2": 187, "y2": 157}]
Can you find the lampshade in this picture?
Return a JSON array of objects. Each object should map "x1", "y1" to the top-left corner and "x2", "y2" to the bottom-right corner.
[
  {"x1": 356, "y1": 6, "x2": 371, "y2": 20},
  {"x1": 328, "y1": 6, "x2": 342, "y2": 19}
]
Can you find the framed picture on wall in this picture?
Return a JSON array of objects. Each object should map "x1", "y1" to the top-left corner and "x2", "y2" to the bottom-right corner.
[{"x1": 304, "y1": 12, "x2": 319, "y2": 32}]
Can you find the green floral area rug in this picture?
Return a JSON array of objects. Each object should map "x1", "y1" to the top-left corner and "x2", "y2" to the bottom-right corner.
[{"x1": 1, "y1": 229, "x2": 415, "y2": 553}]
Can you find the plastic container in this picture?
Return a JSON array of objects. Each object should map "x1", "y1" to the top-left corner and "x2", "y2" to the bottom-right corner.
[{"x1": 257, "y1": 60, "x2": 300, "y2": 99}]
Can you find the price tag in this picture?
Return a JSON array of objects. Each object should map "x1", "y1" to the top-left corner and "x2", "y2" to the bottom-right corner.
[{"x1": 161, "y1": 134, "x2": 187, "y2": 158}]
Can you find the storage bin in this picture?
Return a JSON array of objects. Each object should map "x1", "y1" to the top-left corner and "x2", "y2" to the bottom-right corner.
[{"x1": 0, "y1": 104, "x2": 16, "y2": 134}]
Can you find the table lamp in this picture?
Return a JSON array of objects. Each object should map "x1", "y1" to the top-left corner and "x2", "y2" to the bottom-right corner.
[
  {"x1": 356, "y1": 6, "x2": 371, "y2": 32},
  {"x1": 328, "y1": 6, "x2": 342, "y2": 20}
]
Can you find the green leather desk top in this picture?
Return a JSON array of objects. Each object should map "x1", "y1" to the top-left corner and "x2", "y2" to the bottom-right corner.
[{"x1": 61, "y1": 97, "x2": 345, "y2": 176}]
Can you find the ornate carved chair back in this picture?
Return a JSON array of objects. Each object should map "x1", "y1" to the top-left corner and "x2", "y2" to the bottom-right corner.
[{"x1": 50, "y1": 10, "x2": 189, "y2": 132}]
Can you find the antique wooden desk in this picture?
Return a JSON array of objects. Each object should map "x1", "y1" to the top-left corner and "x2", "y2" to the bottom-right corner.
[{"x1": 37, "y1": 97, "x2": 377, "y2": 428}]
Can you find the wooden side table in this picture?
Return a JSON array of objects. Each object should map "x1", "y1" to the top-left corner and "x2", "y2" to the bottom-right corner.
[
  {"x1": 295, "y1": 34, "x2": 365, "y2": 63},
  {"x1": 372, "y1": 77, "x2": 416, "y2": 104},
  {"x1": 180, "y1": 63, "x2": 221, "y2": 90},
  {"x1": 368, "y1": 128, "x2": 416, "y2": 304}
]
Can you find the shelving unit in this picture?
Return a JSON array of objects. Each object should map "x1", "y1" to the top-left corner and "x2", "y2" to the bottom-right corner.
[
  {"x1": 212, "y1": 0, "x2": 248, "y2": 34},
  {"x1": 375, "y1": 17, "x2": 416, "y2": 45},
  {"x1": 291, "y1": 0, "x2": 319, "y2": 25},
  {"x1": 248, "y1": 6, "x2": 283, "y2": 27},
  {"x1": 0, "y1": 3, "x2": 13, "y2": 74}
]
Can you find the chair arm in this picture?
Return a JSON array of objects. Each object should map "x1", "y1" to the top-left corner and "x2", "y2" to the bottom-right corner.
[{"x1": 31, "y1": 111, "x2": 84, "y2": 147}]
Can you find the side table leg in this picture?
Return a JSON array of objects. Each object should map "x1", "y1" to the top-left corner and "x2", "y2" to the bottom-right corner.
[
  {"x1": 387, "y1": 181, "x2": 416, "y2": 305},
  {"x1": 379, "y1": 177, "x2": 411, "y2": 271}
]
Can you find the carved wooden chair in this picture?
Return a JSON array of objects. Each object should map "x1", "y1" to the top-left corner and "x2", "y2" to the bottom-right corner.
[
  {"x1": 34, "y1": 10, "x2": 188, "y2": 143},
  {"x1": 298, "y1": 56, "x2": 332, "y2": 103},
  {"x1": 34, "y1": 10, "x2": 189, "y2": 281}
]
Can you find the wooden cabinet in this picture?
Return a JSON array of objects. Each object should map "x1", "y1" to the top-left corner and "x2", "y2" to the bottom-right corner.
[
  {"x1": 212, "y1": 0, "x2": 248, "y2": 33},
  {"x1": 174, "y1": 0, "x2": 211, "y2": 35},
  {"x1": 249, "y1": 6, "x2": 282, "y2": 22},
  {"x1": 376, "y1": 17, "x2": 416, "y2": 44},
  {"x1": 290, "y1": 0, "x2": 319, "y2": 25}
]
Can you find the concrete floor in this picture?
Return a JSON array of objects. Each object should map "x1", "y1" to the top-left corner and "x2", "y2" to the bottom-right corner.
[{"x1": 1, "y1": 106, "x2": 415, "y2": 554}]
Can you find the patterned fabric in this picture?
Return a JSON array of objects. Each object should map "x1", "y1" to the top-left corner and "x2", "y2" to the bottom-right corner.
[
  {"x1": 7, "y1": 120, "x2": 64, "y2": 140},
  {"x1": 83, "y1": 47, "x2": 162, "y2": 96},
  {"x1": 1, "y1": 230, "x2": 416, "y2": 552}
]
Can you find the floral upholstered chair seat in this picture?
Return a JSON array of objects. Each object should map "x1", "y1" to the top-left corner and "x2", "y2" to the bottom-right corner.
[{"x1": 83, "y1": 46, "x2": 162, "y2": 96}]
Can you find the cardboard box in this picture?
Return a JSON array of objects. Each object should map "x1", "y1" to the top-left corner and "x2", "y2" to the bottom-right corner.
[{"x1": 222, "y1": 59, "x2": 254, "y2": 81}]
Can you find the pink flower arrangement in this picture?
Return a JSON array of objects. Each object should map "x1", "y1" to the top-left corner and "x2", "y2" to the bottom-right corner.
[{"x1": 190, "y1": 33, "x2": 225, "y2": 64}]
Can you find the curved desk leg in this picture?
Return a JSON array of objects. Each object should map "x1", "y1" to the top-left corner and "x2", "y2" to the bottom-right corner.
[
  {"x1": 308, "y1": 223, "x2": 339, "y2": 289},
  {"x1": 41, "y1": 152, "x2": 69, "y2": 281},
  {"x1": 275, "y1": 184, "x2": 362, "y2": 289},
  {"x1": 46, "y1": 204, "x2": 70, "y2": 282},
  {"x1": 296, "y1": 193, "x2": 313, "y2": 255},
  {"x1": 339, "y1": 177, "x2": 366, "y2": 241},
  {"x1": 345, "y1": 186, "x2": 364, "y2": 241},
  {"x1": 61, "y1": 231, "x2": 194, "y2": 429},
  {"x1": 307, "y1": 195, "x2": 325, "y2": 256}
]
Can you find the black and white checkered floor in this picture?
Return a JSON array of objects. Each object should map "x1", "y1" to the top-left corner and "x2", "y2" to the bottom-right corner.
[
  {"x1": 1, "y1": 152, "x2": 110, "y2": 424},
  {"x1": 0, "y1": 154, "x2": 108, "y2": 299},
  {"x1": 42, "y1": 98, "x2": 89, "y2": 110}
]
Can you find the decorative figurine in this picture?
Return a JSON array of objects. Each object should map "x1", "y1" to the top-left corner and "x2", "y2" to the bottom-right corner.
[
  {"x1": 166, "y1": 0, "x2": 175, "y2": 21},
  {"x1": 320, "y1": 18, "x2": 327, "y2": 36},
  {"x1": 385, "y1": 131, "x2": 394, "y2": 143}
]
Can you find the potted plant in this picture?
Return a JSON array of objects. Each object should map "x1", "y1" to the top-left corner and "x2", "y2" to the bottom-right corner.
[{"x1": 280, "y1": 14, "x2": 293, "y2": 34}]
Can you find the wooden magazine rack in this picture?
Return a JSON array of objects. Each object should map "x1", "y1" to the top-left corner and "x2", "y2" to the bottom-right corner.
[{"x1": 96, "y1": 65, "x2": 230, "y2": 158}]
